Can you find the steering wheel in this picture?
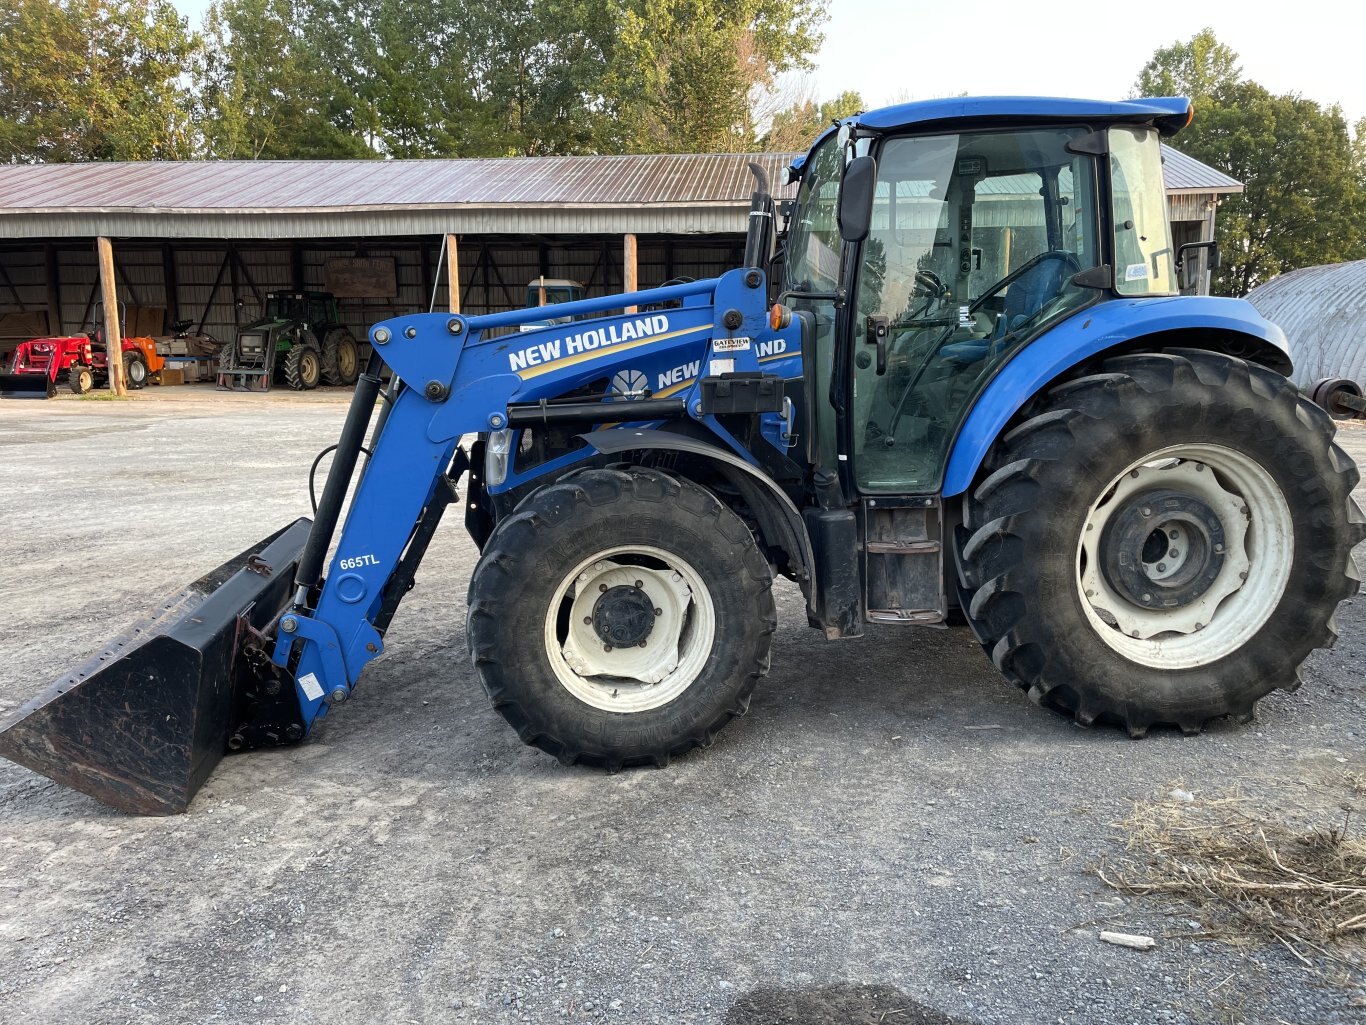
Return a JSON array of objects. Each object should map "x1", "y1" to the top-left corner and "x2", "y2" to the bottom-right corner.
[
  {"x1": 912, "y1": 269, "x2": 946, "y2": 298},
  {"x1": 968, "y1": 250, "x2": 1080, "y2": 317}
]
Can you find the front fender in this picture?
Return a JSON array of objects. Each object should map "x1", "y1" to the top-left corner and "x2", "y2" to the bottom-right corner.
[{"x1": 941, "y1": 296, "x2": 1289, "y2": 498}]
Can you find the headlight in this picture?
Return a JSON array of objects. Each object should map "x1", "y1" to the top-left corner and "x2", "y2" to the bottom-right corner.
[{"x1": 484, "y1": 429, "x2": 514, "y2": 487}]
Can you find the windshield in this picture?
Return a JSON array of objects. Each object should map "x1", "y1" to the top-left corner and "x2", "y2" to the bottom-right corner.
[
  {"x1": 784, "y1": 134, "x2": 845, "y2": 295},
  {"x1": 851, "y1": 126, "x2": 1100, "y2": 492}
]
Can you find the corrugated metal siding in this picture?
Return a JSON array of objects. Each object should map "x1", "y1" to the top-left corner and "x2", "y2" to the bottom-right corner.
[
  {"x1": 0, "y1": 206, "x2": 755, "y2": 240},
  {"x1": 1246, "y1": 260, "x2": 1366, "y2": 387},
  {"x1": 0, "y1": 146, "x2": 1240, "y2": 241},
  {"x1": 0, "y1": 237, "x2": 748, "y2": 344},
  {"x1": 1161, "y1": 146, "x2": 1241, "y2": 193},
  {"x1": 0, "y1": 154, "x2": 800, "y2": 210}
]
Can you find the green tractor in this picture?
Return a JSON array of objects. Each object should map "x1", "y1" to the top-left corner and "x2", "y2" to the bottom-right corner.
[{"x1": 216, "y1": 291, "x2": 360, "y2": 392}]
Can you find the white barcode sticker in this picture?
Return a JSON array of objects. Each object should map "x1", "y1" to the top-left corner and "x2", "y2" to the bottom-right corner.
[{"x1": 298, "y1": 672, "x2": 324, "y2": 701}]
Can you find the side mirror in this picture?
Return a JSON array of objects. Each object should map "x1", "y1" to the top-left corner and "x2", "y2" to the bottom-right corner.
[
  {"x1": 838, "y1": 155, "x2": 877, "y2": 243},
  {"x1": 1175, "y1": 238, "x2": 1220, "y2": 271}
]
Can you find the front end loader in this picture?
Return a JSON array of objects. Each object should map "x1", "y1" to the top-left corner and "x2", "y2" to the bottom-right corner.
[{"x1": 2, "y1": 96, "x2": 1362, "y2": 814}]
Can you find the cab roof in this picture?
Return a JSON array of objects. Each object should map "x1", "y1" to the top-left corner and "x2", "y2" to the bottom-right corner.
[{"x1": 792, "y1": 95, "x2": 1193, "y2": 177}]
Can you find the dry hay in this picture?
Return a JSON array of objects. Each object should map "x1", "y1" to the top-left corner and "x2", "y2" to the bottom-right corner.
[{"x1": 1095, "y1": 777, "x2": 1365, "y2": 978}]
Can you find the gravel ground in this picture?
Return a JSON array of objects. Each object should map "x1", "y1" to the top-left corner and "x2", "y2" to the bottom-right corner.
[{"x1": 0, "y1": 388, "x2": 1363, "y2": 1025}]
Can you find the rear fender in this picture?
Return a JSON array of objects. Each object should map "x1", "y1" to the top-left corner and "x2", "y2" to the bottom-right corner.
[{"x1": 942, "y1": 296, "x2": 1290, "y2": 498}]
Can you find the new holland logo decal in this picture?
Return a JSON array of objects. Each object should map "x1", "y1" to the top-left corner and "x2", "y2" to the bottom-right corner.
[{"x1": 508, "y1": 315, "x2": 701, "y2": 378}]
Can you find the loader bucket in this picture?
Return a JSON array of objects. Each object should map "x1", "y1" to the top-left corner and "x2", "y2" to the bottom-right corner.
[
  {"x1": 0, "y1": 372, "x2": 54, "y2": 398},
  {"x1": 0, "y1": 518, "x2": 312, "y2": 815}
]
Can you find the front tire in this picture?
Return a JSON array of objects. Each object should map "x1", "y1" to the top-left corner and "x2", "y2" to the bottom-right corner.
[
  {"x1": 68, "y1": 365, "x2": 93, "y2": 394},
  {"x1": 282, "y1": 344, "x2": 321, "y2": 391},
  {"x1": 467, "y1": 467, "x2": 776, "y2": 768},
  {"x1": 958, "y1": 350, "x2": 1364, "y2": 735}
]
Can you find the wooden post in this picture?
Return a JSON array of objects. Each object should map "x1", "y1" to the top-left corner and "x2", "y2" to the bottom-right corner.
[
  {"x1": 96, "y1": 236, "x2": 126, "y2": 395},
  {"x1": 623, "y1": 233, "x2": 638, "y2": 314},
  {"x1": 445, "y1": 234, "x2": 460, "y2": 313}
]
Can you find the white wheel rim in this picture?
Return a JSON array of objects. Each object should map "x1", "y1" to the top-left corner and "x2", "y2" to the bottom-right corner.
[
  {"x1": 544, "y1": 545, "x2": 715, "y2": 712},
  {"x1": 1076, "y1": 444, "x2": 1293, "y2": 669}
]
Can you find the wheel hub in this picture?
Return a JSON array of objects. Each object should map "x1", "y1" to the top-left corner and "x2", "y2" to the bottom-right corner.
[
  {"x1": 1079, "y1": 457, "x2": 1254, "y2": 643},
  {"x1": 1099, "y1": 488, "x2": 1226, "y2": 610},
  {"x1": 558, "y1": 560, "x2": 697, "y2": 688},
  {"x1": 592, "y1": 584, "x2": 656, "y2": 649}
]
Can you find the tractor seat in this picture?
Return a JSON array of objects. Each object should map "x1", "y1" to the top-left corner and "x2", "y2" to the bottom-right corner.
[{"x1": 941, "y1": 253, "x2": 1075, "y2": 365}]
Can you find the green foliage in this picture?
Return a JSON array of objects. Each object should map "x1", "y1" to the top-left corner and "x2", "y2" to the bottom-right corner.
[
  {"x1": 761, "y1": 89, "x2": 864, "y2": 153},
  {"x1": 0, "y1": 0, "x2": 199, "y2": 161},
  {"x1": 1134, "y1": 27, "x2": 1240, "y2": 104},
  {"x1": 1135, "y1": 29, "x2": 1366, "y2": 295},
  {"x1": 607, "y1": 0, "x2": 827, "y2": 153},
  {"x1": 1, "y1": 0, "x2": 827, "y2": 161},
  {"x1": 198, "y1": 0, "x2": 373, "y2": 159}
]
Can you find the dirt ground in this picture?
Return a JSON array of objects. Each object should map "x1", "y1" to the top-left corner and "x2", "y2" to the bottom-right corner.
[{"x1": 1, "y1": 387, "x2": 1363, "y2": 1025}]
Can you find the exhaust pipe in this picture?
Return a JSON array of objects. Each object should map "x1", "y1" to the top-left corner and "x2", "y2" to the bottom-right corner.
[{"x1": 0, "y1": 519, "x2": 312, "y2": 814}]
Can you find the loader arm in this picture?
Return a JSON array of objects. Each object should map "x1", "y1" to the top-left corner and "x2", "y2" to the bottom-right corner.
[{"x1": 268, "y1": 268, "x2": 799, "y2": 737}]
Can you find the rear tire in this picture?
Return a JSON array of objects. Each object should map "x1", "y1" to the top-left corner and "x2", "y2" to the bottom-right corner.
[
  {"x1": 467, "y1": 467, "x2": 776, "y2": 768},
  {"x1": 124, "y1": 351, "x2": 148, "y2": 390},
  {"x1": 320, "y1": 328, "x2": 360, "y2": 386},
  {"x1": 957, "y1": 349, "x2": 1364, "y2": 735},
  {"x1": 282, "y1": 344, "x2": 321, "y2": 391}
]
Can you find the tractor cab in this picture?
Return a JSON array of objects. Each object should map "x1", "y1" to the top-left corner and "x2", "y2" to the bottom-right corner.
[
  {"x1": 783, "y1": 99, "x2": 1189, "y2": 498},
  {"x1": 519, "y1": 278, "x2": 587, "y2": 332}
]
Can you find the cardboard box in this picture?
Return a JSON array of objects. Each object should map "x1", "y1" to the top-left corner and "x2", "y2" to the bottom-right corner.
[{"x1": 159, "y1": 367, "x2": 185, "y2": 386}]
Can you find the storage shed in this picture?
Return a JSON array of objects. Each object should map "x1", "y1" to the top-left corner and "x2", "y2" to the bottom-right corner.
[{"x1": 1246, "y1": 260, "x2": 1366, "y2": 389}]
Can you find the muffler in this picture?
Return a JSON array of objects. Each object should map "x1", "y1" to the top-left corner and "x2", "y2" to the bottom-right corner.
[{"x1": 0, "y1": 519, "x2": 313, "y2": 814}]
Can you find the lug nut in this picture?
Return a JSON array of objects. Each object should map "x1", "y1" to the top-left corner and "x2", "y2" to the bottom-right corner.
[
  {"x1": 599, "y1": 583, "x2": 608, "y2": 592},
  {"x1": 654, "y1": 608, "x2": 663, "y2": 616}
]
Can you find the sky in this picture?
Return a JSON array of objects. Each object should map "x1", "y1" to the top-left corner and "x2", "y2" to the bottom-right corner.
[
  {"x1": 169, "y1": 0, "x2": 1366, "y2": 125},
  {"x1": 809, "y1": 0, "x2": 1366, "y2": 124}
]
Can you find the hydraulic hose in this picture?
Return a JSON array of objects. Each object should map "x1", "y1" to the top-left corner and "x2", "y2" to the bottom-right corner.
[{"x1": 293, "y1": 351, "x2": 384, "y2": 597}]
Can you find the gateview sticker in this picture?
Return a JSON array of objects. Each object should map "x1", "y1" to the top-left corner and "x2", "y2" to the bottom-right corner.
[{"x1": 714, "y1": 336, "x2": 751, "y2": 352}]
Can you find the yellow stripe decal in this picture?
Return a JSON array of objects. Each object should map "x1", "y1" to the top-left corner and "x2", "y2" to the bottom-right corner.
[
  {"x1": 758, "y1": 349, "x2": 801, "y2": 363},
  {"x1": 517, "y1": 325, "x2": 710, "y2": 380}
]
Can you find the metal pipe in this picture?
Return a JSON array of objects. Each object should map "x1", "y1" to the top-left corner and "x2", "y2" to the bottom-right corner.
[
  {"x1": 294, "y1": 351, "x2": 384, "y2": 595},
  {"x1": 507, "y1": 397, "x2": 687, "y2": 427},
  {"x1": 463, "y1": 277, "x2": 714, "y2": 332}
]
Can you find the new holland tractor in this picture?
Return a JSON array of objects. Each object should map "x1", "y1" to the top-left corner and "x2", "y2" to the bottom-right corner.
[{"x1": 1, "y1": 97, "x2": 1362, "y2": 815}]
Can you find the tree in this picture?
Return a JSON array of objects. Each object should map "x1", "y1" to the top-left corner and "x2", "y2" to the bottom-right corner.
[
  {"x1": 197, "y1": 0, "x2": 373, "y2": 159},
  {"x1": 1183, "y1": 82, "x2": 1364, "y2": 295},
  {"x1": 1133, "y1": 26, "x2": 1240, "y2": 104},
  {"x1": 606, "y1": 0, "x2": 827, "y2": 153},
  {"x1": 0, "y1": 0, "x2": 199, "y2": 162},
  {"x1": 761, "y1": 88, "x2": 864, "y2": 153},
  {"x1": 1133, "y1": 29, "x2": 1365, "y2": 295}
]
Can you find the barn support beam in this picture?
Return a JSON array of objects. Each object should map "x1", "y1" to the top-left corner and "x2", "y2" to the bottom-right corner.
[
  {"x1": 623, "y1": 233, "x2": 638, "y2": 314},
  {"x1": 96, "y1": 236, "x2": 127, "y2": 396},
  {"x1": 446, "y1": 234, "x2": 460, "y2": 313}
]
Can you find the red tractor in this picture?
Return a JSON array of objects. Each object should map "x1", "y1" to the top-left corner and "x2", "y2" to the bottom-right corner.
[{"x1": 0, "y1": 304, "x2": 167, "y2": 398}]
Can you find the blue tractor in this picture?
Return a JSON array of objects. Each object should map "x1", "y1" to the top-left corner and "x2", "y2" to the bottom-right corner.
[{"x1": 2, "y1": 97, "x2": 1362, "y2": 814}]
